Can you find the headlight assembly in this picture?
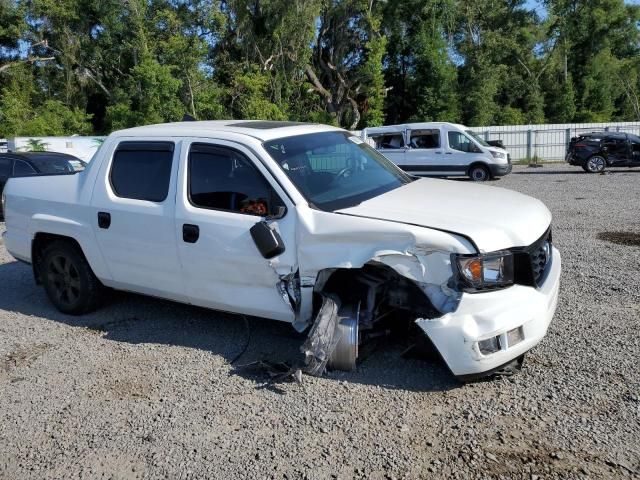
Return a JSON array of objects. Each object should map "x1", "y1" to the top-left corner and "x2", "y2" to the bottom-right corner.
[
  {"x1": 490, "y1": 150, "x2": 507, "y2": 160},
  {"x1": 453, "y1": 251, "x2": 514, "y2": 291}
]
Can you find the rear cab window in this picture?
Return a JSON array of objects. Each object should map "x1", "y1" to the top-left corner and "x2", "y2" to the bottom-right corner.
[{"x1": 110, "y1": 142, "x2": 174, "y2": 202}]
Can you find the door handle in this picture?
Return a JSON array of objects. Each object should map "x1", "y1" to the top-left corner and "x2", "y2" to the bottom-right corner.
[
  {"x1": 434, "y1": 151, "x2": 443, "y2": 154},
  {"x1": 445, "y1": 152, "x2": 453, "y2": 155},
  {"x1": 97, "y1": 212, "x2": 111, "y2": 229},
  {"x1": 183, "y1": 224, "x2": 200, "y2": 243}
]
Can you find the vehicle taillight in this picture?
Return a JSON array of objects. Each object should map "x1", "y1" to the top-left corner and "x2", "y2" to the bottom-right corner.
[{"x1": 574, "y1": 144, "x2": 586, "y2": 148}]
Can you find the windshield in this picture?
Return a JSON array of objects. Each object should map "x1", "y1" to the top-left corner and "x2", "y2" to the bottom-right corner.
[
  {"x1": 465, "y1": 130, "x2": 489, "y2": 147},
  {"x1": 30, "y1": 156, "x2": 86, "y2": 174},
  {"x1": 264, "y1": 131, "x2": 412, "y2": 211}
]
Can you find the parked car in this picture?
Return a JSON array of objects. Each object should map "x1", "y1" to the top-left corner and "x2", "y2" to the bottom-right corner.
[
  {"x1": 0, "y1": 152, "x2": 86, "y2": 219},
  {"x1": 566, "y1": 131, "x2": 640, "y2": 173},
  {"x1": 362, "y1": 122, "x2": 512, "y2": 181},
  {"x1": 1, "y1": 121, "x2": 560, "y2": 380}
]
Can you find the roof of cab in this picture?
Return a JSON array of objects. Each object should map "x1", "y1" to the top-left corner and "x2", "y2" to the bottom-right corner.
[{"x1": 110, "y1": 120, "x2": 343, "y2": 142}]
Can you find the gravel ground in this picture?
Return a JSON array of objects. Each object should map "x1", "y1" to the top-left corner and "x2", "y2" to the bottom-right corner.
[{"x1": 1, "y1": 164, "x2": 639, "y2": 479}]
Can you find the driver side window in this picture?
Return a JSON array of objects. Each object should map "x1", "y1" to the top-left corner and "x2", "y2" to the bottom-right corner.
[
  {"x1": 448, "y1": 131, "x2": 474, "y2": 153},
  {"x1": 188, "y1": 143, "x2": 282, "y2": 217}
]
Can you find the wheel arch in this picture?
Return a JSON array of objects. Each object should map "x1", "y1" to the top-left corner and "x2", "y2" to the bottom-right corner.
[
  {"x1": 467, "y1": 161, "x2": 491, "y2": 179},
  {"x1": 32, "y1": 233, "x2": 94, "y2": 285}
]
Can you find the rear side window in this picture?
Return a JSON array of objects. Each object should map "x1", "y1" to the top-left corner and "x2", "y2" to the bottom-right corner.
[
  {"x1": 410, "y1": 129, "x2": 440, "y2": 149},
  {"x1": 14, "y1": 160, "x2": 37, "y2": 175},
  {"x1": 110, "y1": 142, "x2": 174, "y2": 202},
  {"x1": 188, "y1": 143, "x2": 278, "y2": 216},
  {"x1": 370, "y1": 133, "x2": 404, "y2": 149}
]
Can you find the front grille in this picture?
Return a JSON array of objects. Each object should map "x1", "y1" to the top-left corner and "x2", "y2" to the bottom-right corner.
[
  {"x1": 530, "y1": 239, "x2": 551, "y2": 285},
  {"x1": 511, "y1": 228, "x2": 552, "y2": 287}
]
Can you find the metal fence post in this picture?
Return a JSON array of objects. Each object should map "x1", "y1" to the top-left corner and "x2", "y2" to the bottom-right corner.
[
  {"x1": 565, "y1": 128, "x2": 571, "y2": 155},
  {"x1": 484, "y1": 131, "x2": 489, "y2": 141},
  {"x1": 526, "y1": 129, "x2": 532, "y2": 160}
]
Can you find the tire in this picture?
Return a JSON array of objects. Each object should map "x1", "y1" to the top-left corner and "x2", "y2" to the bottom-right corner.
[
  {"x1": 585, "y1": 155, "x2": 606, "y2": 173},
  {"x1": 41, "y1": 240, "x2": 102, "y2": 315},
  {"x1": 469, "y1": 164, "x2": 490, "y2": 182}
]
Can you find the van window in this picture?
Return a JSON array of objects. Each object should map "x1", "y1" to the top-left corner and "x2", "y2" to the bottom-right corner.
[
  {"x1": 110, "y1": 142, "x2": 174, "y2": 202},
  {"x1": 448, "y1": 131, "x2": 476, "y2": 153},
  {"x1": 409, "y1": 130, "x2": 440, "y2": 149},
  {"x1": 188, "y1": 143, "x2": 279, "y2": 216},
  {"x1": 370, "y1": 134, "x2": 405, "y2": 149}
]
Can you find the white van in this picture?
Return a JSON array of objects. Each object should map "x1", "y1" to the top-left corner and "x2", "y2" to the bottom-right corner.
[{"x1": 363, "y1": 122, "x2": 512, "y2": 181}]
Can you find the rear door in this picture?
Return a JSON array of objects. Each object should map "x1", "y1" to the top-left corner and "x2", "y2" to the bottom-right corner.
[
  {"x1": 403, "y1": 128, "x2": 444, "y2": 175},
  {"x1": 90, "y1": 139, "x2": 186, "y2": 302},
  {"x1": 174, "y1": 139, "x2": 297, "y2": 322}
]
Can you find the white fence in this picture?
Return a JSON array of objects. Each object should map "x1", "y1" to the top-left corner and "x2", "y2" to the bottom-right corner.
[{"x1": 468, "y1": 121, "x2": 640, "y2": 162}]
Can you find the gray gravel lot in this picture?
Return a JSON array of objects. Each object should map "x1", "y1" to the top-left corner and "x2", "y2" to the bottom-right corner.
[{"x1": 1, "y1": 165, "x2": 639, "y2": 479}]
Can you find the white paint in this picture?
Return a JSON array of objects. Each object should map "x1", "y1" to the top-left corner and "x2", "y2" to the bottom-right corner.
[{"x1": 1, "y1": 120, "x2": 561, "y2": 377}]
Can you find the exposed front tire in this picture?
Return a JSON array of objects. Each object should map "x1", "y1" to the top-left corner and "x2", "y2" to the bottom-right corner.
[
  {"x1": 42, "y1": 240, "x2": 102, "y2": 315},
  {"x1": 469, "y1": 164, "x2": 490, "y2": 182},
  {"x1": 585, "y1": 155, "x2": 606, "y2": 173}
]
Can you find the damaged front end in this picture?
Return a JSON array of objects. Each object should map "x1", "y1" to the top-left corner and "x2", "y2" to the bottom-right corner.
[{"x1": 300, "y1": 248, "x2": 461, "y2": 376}]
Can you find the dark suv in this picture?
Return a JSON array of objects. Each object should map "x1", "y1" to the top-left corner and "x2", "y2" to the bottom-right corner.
[
  {"x1": 0, "y1": 152, "x2": 86, "y2": 219},
  {"x1": 566, "y1": 132, "x2": 640, "y2": 173}
]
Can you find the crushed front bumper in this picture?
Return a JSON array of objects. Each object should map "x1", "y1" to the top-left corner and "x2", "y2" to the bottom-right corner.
[{"x1": 416, "y1": 246, "x2": 561, "y2": 378}]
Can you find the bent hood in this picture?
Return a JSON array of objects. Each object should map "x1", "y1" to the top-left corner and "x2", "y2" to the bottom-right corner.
[{"x1": 336, "y1": 178, "x2": 551, "y2": 252}]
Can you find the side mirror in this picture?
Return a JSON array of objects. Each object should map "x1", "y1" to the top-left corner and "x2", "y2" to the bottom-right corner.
[{"x1": 250, "y1": 221, "x2": 285, "y2": 259}]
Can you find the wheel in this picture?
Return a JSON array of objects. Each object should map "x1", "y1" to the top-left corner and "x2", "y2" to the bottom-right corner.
[
  {"x1": 469, "y1": 164, "x2": 490, "y2": 182},
  {"x1": 327, "y1": 303, "x2": 360, "y2": 371},
  {"x1": 585, "y1": 155, "x2": 606, "y2": 173},
  {"x1": 42, "y1": 240, "x2": 102, "y2": 315}
]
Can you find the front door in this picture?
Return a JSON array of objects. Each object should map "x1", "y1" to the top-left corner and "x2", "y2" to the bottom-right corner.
[
  {"x1": 443, "y1": 129, "x2": 476, "y2": 174},
  {"x1": 174, "y1": 140, "x2": 297, "y2": 322},
  {"x1": 90, "y1": 139, "x2": 186, "y2": 301}
]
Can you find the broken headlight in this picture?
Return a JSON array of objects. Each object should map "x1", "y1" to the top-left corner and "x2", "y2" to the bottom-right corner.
[{"x1": 453, "y1": 251, "x2": 514, "y2": 291}]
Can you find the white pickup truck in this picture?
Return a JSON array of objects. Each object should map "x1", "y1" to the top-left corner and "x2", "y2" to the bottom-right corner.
[{"x1": 1, "y1": 121, "x2": 561, "y2": 380}]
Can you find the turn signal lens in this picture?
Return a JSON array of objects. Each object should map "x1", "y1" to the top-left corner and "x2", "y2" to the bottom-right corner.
[{"x1": 460, "y1": 258, "x2": 483, "y2": 282}]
